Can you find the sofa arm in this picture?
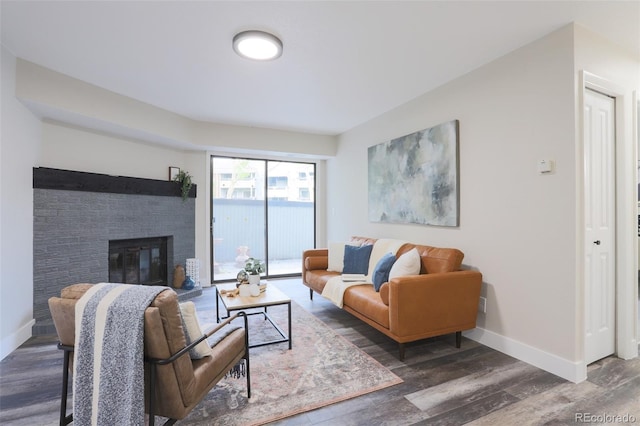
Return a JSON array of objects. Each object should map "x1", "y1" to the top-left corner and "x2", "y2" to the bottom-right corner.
[
  {"x1": 302, "y1": 248, "x2": 329, "y2": 284},
  {"x1": 387, "y1": 270, "x2": 482, "y2": 338}
]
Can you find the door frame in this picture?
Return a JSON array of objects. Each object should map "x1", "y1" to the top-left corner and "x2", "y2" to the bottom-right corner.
[{"x1": 578, "y1": 71, "x2": 638, "y2": 379}]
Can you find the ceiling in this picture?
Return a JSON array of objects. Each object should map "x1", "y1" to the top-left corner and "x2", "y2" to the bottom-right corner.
[{"x1": 2, "y1": 1, "x2": 639, "y2": 136}]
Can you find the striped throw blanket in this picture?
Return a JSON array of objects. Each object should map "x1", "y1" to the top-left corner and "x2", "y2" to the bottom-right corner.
[{"x1": 73, "y1": 283, "x2": 168, "y2": 426}]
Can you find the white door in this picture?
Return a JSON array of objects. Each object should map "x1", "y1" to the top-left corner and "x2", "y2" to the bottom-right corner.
[{"x1": 584, "y1": 89, "x2": 616, "y2": 364}]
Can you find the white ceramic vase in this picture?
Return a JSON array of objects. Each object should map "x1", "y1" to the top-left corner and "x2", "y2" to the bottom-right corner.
[
  {"x1": 248, "y1": 274, "x2": 261, "y2": 285},
  {"x1": 249, "y1": 283, "x2": 261, "y2": 296},
  {"x1": 238, "y1": 284, "x2": 251, "y2": 297}
]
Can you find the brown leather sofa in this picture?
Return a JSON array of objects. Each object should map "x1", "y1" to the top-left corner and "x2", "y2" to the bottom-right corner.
[
  {"x1": 48, "y1": 283, "x2": 249, "y2": 426},
  {"x1": 302, "y1": 236, "x2": 482, "y2": 360}
]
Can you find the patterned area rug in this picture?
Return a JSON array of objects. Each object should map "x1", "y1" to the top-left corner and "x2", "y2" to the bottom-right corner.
[{"x1": 178, "y1": 300, "x2": 403, "y2": 426}]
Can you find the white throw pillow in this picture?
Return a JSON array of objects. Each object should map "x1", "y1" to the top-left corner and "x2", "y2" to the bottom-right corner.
[
  {"x1": 327, "y1": 241, "x2": 359, "y2": 272},
  {"x1": 179, "y1": 301, "x2": 212, "y2": 359},
  {"x1": 388, "y1": 247, "x2": 421, "y2": 280}
]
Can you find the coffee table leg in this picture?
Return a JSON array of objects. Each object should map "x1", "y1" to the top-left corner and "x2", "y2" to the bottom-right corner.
[
  {"x1": 215, "y1": 286, "x2": 220, "y2": 323},
  {"x1": 288, "y1": 301, "x2": 292, "y2": 350}
]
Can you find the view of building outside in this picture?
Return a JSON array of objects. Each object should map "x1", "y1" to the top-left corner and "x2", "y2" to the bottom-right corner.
[{"x1": 211, "y1": 157, "x2": 315, "y2": 281}]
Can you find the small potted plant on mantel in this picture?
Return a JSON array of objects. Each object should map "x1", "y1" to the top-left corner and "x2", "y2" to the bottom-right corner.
[
  {"x1": 244, "y1": 257, "x2": 265, "y2": 285},
  {"x1": 173, "y1": 170, "x2": 193, "y2": 202}
]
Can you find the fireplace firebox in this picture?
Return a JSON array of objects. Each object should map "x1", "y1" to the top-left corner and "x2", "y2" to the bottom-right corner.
[{"x1": 109, "y1": 237, "x2": 169, "y2": 285}]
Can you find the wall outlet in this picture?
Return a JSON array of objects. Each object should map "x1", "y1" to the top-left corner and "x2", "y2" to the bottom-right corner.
[{"x1": 478, "y1": 297, "x2": 487, "y2": 313}]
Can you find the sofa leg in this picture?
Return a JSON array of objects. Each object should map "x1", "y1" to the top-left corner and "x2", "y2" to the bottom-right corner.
[
  {"x1": 309, "y1": 289, "x2": 314, "y2": 300},
  {"x1": 398, "y1": 343, "x2": 405, "y2": 361},
  {"x1": 455, "y1": 331, "x2": 462, "y2": 348}
]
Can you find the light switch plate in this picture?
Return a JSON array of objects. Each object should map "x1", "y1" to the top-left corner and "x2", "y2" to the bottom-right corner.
[{"x1": 537, "y1": 159, "x2": 553, "y2": 174}]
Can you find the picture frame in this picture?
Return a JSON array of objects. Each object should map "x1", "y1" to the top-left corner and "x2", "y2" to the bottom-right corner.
[
  {"x1": 169, "y1": 167, "x2": 180, "y2": 181},
  {"x1": 368, "y1": 120, "x2": 460, "y2": 227}
]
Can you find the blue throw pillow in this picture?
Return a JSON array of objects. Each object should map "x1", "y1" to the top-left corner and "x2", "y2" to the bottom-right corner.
[
  {"x1": 372, "y1": 252, "x2": 396, "y2": 291},
  {"x1": 343, "y1": 244, "x2": 374, "y2": 275}
]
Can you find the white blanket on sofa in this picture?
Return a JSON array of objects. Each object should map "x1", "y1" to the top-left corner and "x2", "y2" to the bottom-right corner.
[{"x1": 321, "y1": 239, "x2": 406, "y2": 308}]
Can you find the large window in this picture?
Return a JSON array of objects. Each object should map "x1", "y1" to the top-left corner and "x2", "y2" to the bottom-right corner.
[{"x1": 210, "y1": 156, "x2": 315, "y2": 281}]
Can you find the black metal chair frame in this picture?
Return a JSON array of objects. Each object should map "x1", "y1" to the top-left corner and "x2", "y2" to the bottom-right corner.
[{"x1": 55, "y1": 312, "x2": 250, "y2": 426}]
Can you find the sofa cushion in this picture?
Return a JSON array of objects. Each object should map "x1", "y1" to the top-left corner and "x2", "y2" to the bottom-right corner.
[
  {"x1": 350, "y1": 236, "x2": 378, "y2": 247},
  {"x1": 343, "y1": 285, "x2": 389, "y2": 329},
  {"x1": 389, "y1": 248, "x2": 421, "y2": 279},
  {"x1": 414, "y1": 246, "x2": 464, "y2": 273},
  {"x1": 305, "y1": 270, "x2": 340, "y2": 294},
  {"x1": 343, "y1": 244, "x2": 374, "y2": 275},
  {"x1": 393, "y1": 244, "x2": 464, "y2": 274},
  {"x1": 372, "y1": 252, "x2": 396, "y2": 291}
]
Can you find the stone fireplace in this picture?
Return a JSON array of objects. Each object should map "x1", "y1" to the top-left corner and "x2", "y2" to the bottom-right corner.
[{"x1": 32, "y1": 168, "x2": 197, "y2": 334}]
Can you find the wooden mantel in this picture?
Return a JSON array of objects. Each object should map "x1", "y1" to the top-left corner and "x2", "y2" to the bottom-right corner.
[{"x1": 33, "y1": 167, "x2": 197, "y2": 198}]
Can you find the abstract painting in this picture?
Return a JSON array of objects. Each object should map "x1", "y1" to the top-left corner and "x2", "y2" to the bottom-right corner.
[{"x1": 368, "y1": 120, "x2": 459, "y2": 227}]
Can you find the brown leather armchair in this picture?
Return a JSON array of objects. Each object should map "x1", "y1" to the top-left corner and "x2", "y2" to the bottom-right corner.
[{"x1": 48, "y1": 283, "x2": 250, "y2": 426}]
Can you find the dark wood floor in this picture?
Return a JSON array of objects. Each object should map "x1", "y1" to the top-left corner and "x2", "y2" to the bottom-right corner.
[{"x1": 1, "y1": 278, "x2": 639, "y2": 425}]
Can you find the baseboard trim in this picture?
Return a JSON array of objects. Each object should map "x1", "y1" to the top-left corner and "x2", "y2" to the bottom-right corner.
[
  {"x1": 0, "y1": 319, "x2": 35, "y2": 361},
  {"x1": 464, "y1": 327, "x2": 586, "y2": 384}
]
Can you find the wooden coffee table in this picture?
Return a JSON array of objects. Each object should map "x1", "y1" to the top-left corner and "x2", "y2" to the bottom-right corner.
[{"x1": 215, "y1": 282, "x2": 292, "y2": 349}]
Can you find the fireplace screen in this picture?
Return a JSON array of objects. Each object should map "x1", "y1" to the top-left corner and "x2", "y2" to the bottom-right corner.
[{"x1": 109, "y1": 237, "x2": 168, "y2": 285}]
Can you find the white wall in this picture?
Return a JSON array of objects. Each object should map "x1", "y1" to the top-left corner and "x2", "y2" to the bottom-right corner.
[
  {"x1": 39, "y1": 121, "x2": 196, "y2": 181},
  {"x1": 329, "y1": 25, "x2": 582, "y2": 379},
  {"x1": 1, "y1": 46, "x2": 42, "y2": 359}
]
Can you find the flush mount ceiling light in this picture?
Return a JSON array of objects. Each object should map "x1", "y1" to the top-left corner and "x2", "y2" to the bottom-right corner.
[{"x1": 232, "y1": 30, "x2": 283, "y2": 61}]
